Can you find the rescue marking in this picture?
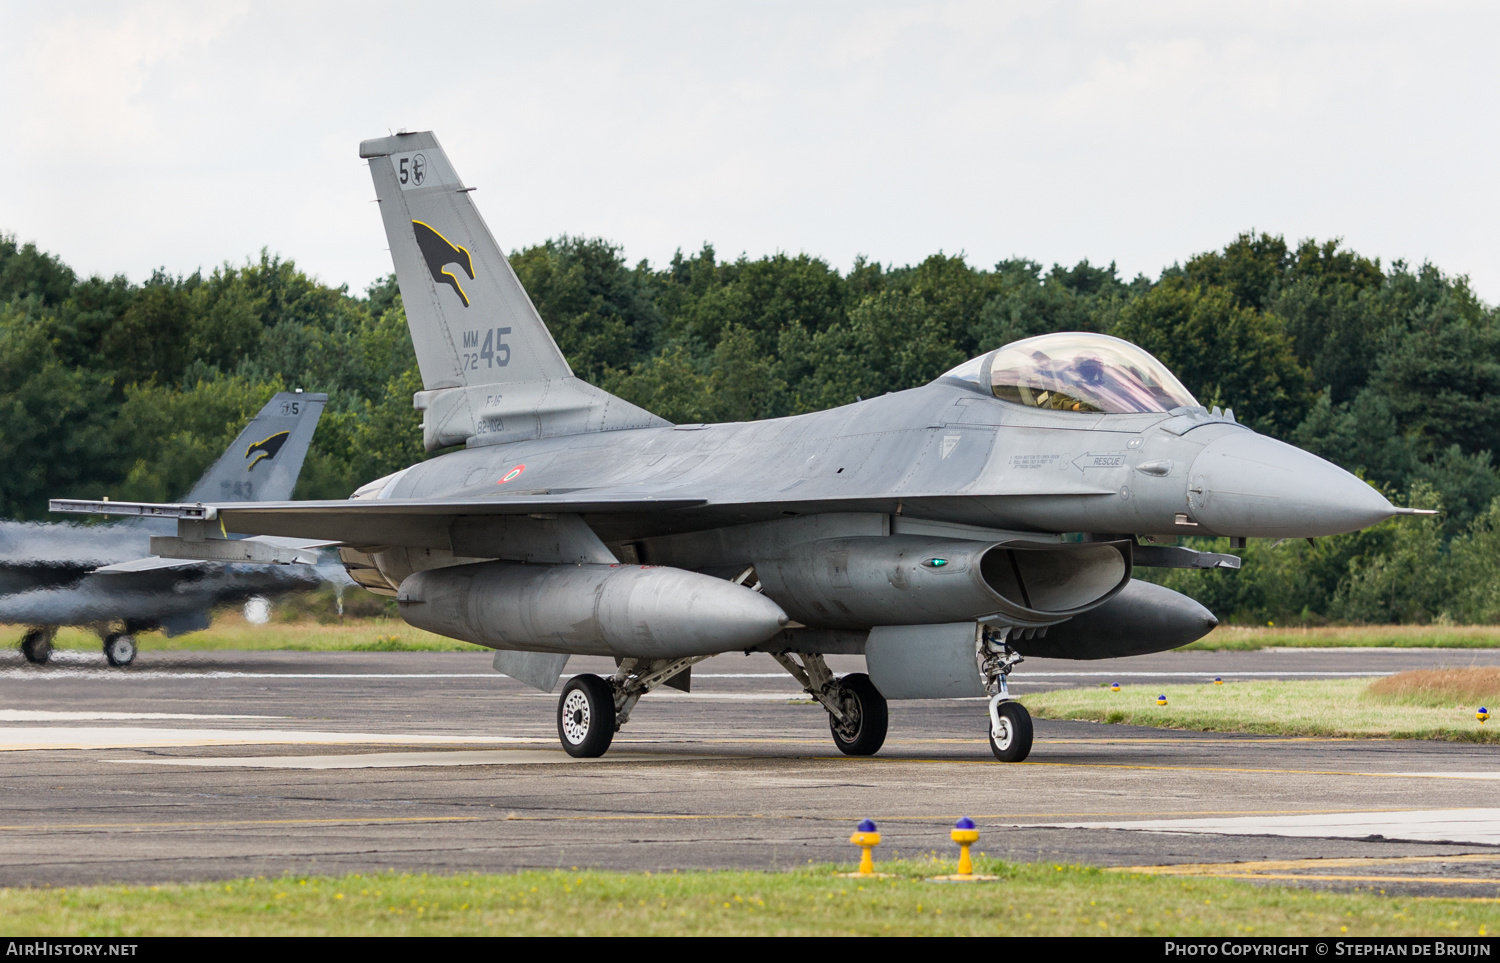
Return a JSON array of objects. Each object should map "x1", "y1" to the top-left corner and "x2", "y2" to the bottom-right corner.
[{"x1": 1073, "y1": 451, "x2": 1130, "y2": 470}]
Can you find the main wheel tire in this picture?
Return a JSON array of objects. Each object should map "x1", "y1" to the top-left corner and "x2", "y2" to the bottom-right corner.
[
  {"x1": 104, "y1": 633, "x2": 137, "y2": 668},
  {"x1": 989, "y1": 701, "x2": 1034, "y2": 762},
  {"x1": 556, "y1": 674, "x2": 616, "y2": 758},
  {"x1": 20, "y1": 629, "x2": 52, "y2": 665},
  {"x1": 829, "y1": 672, "x2": 889, "y2": 756}
]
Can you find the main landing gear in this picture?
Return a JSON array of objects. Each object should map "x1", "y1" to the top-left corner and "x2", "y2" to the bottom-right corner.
[
  {"x1": 556, "y1": 656, "x2": 709, "y2": 758},
  {"x1": 103, "y1": 633, "x2": 137, "y2": 667},
  {"x1": 772, "y1": 651, "x2": 889, "y2": 756},
  {"x1": 557, "y1": 674, "x2": 615, "y2": 757},
  {"x1": 20, "y1": 627, "x2": 55, "y2": 665},
  {"x1": 18, "y1": 626, "x2": 139, "y2": 668},
  {"x1": 980, "y1": 628, "x2": 1033, "y2": 762},
  {"x1": 551, "y1": 640, "x2": 1022, "y2": 762}
]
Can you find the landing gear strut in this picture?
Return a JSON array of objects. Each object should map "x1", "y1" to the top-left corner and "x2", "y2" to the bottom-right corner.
[
  {"x1": 103, "y1": 633, "x2": 137, "y2": 667},
  {"x1": 980, "y1": 627, "x2": 1033, "y2": 762},
  {"x1": 772, "y1": 651, "x2": 888, "y2": 756},
  {"x1": 555, "y1": 656, "x2": 709, "y2": 758},
  {"x1": 20, "y1": 627, "x2": 54, "y2": 665}
]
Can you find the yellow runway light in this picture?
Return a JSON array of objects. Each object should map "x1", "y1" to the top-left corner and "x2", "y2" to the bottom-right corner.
[
  {"x1": 929, "y1": 817, "x2": 998, "y2": 882},
  {"x1": 836, "y1": 819, "x2": 893, "y2": 878}
]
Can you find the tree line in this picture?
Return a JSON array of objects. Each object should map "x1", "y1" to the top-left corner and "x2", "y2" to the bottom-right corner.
[{"x1": 0, "y1": 230, "x2": 1494, "y2": 624}]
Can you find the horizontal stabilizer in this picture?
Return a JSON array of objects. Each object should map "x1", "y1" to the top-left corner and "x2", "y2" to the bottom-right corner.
[
  {"x1": 148, "y1": 535, "x2": 329, "y2": 566},
  {"x1": 92, "y1": 555, "x2": 207, "y2": 575}
]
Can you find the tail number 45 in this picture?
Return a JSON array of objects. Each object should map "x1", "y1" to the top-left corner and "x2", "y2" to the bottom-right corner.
[{"x1": 461, "y1": 327, "x2": 512, "y2": 370}]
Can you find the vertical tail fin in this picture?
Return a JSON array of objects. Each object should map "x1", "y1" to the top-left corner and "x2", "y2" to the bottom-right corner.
[
  {"x1": 359, "y1": 131, "x2": 573, "y2": 392},
  {"x1": 360, "y1": 132, "x2": 667, "y2": 450},
  {"x1": 182, "y1": 391, "x2": 327, "y2": 503}
]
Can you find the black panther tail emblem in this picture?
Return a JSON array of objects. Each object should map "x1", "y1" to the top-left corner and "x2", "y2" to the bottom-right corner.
[
  {"x1": 412, "y1": 220, "x2": 475, "y2": 307},
  {"x1": 245, "y1": 431, "x2": 290, "y2": 471}
]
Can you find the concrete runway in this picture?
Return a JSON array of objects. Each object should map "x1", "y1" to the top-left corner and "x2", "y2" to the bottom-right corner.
[{"x1": 5, "y1": 645, "x2": 1500, "y2": 896}]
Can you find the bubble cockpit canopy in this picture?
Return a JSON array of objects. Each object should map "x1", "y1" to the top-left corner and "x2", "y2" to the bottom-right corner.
[{"x1": 941, "y1": 332, "x2": 1199, "y2": 414}]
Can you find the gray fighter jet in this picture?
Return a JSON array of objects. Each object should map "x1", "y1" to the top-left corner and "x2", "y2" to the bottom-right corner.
[
  {"x1": 53, "y1": 132, "x2": 1428, "y2": 757},
  {"x1": 16, "y1": 391, "x2": 326, "y2": 666}
]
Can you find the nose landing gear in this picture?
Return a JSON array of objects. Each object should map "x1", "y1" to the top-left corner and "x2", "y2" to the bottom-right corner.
[{"x1": 980, "y1": 629, "x2": 1033, "y2": 762}]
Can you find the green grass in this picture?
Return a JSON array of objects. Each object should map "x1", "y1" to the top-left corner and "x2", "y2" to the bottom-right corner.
[
  {"x1": 0, "y1": 862, "x2": 1493, "y2": 936},
  {"x1": 22, "y1": 617, "x2": 1500, "y2": 656},
  {"x1": 1184, "y1": 624, "x2": 1500, "y2": 650},
  {"x1": 29, "y1": 616, "x2": 474, "y2": 653},
  {"x1": 1022, "y1": 677, "x2": 1500, "y2": 741}
]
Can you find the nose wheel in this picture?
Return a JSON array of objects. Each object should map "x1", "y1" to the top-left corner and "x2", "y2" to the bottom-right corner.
[
  {"x1": 988, "y1": 700, "x2": 1033, "y2": 762},
  {"x1": 556, "y1": 674, "x2": 616, "y2": 758}
]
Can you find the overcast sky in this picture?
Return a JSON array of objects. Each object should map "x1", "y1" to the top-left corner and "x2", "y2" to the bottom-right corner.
[{"x1": 2, "y1": 1, "x2": 1496, "y2": 300}]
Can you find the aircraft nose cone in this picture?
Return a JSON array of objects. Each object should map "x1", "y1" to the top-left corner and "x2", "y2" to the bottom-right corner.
[{"x1": 1187, "y1": 431, "x2": 1398, "y2": 538}]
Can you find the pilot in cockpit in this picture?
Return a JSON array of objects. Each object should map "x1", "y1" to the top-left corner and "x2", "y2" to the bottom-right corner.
[{"x1": 943, "y1": 332, "x2": 1198, "y2": 415}]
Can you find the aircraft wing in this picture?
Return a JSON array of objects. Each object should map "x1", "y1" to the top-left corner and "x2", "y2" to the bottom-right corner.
[
  {"x1": 50, "y1": 486, "x2": 1129, "y2": 549},
  {"x1": 50, "y1": 495, "x2": 710, "y2": 548}
]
